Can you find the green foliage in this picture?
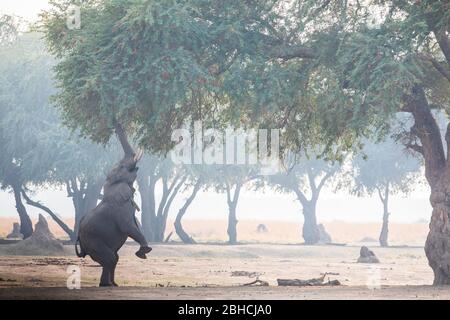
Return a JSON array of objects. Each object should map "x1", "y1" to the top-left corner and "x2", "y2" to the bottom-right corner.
[
  {"x1": 0, "y1": 30, "x2": 116, "y2": 193},
  {"x1": 0, "y1": 32, "x2": 57, "y2": 188},
  {"x1": 41, "y1": 0, "x2": 450, "y2": 169},
  {"x1": 351, "y1": 138, "x2": 423, "y2": 197}
]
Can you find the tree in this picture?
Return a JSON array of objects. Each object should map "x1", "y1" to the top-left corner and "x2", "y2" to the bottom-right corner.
[
  {"x1": 137, "y1": 155, "x2": 186, "y2": 242},
  {"x1": 351, "y1": 139, "x2": 422, "y2": 246},
  {"x1": 0, "y1": 31, "x2": 56, "y2": 238},
  {"x1": 266, "y1": 152, "x2": 341, "y2": 244},
  {"x1": 207, "y1": 165, "x2": 259, "y2": 244},
  {"x1": 173, "y1": 166, "x2": 204, "y2": 244},
  {"x1": 0, "y1": 22, "x2": 118, "y2": 241},
  {"x1": 272, "y1": 0, "x2": 450, "y2": 284}
]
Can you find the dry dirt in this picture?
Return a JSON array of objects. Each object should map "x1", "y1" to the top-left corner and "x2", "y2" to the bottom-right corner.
[
  {"x1": 0, "y1": 218, "x2": 446, "y2": 299},
  {"x1": 0, "y1": 243, "x2": 449, "y2": 299}
]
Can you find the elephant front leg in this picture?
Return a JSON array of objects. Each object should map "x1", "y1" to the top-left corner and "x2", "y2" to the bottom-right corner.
[{"x1": 119, "y1": 216, "x2": 152, "y2": 259}]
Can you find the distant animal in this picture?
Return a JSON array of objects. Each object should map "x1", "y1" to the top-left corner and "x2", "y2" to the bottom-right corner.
[
  {"x1": 75, "y1": 123, "x2": 152, "y2": 287},
  {"x1": 256, "y1": 224, "x2": 268, "y2": 233}
]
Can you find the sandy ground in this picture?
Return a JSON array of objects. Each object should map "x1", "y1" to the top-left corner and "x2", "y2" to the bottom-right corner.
[
  {"x1": 0, "y1": 243, "x2": 449, "y2": 299},
  {"x1": 1, "y1": 218, "x2": 445, "y2": 299}
]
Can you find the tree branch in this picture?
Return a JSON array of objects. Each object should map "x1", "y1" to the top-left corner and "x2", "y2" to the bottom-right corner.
[
  {"x1": 420, "y1": 54, "x2": 450, "y2": 83},
  {"x1": 292, "y1": 186, "x2": 309, "y2": 206},
  {"x1": 225, "y1": 181, "x2": 232, "y2": 206},
  {"x1": 376, "y1": 186, "x2": 385, "y2": 204},
  {"x1": 445, "y1": 122, "x2": 450, "y2": 164},
  {"x1": 433, "y1": 29, "x2": 450, "y2": 68},
  {"x1": 306, "y1": 168, "x2": 317, "y2": 194},
  {"x1": 21, "y1": 189, "x2": 75, "y2": 240},
  {"x1": 404, "y1": 85, "x2": 445, "y2": 186},
  {"x1": 317, "y1": 170, "x2": 334, "y2": 194},
  {"x1": 406, "y1": 142, "x2": 424, "y2": 155},
  {"x1": 269, "y1": 44, "x2": 316, "y2": 60},
  {"x1": 162, "y1": 176, "x2": 187, "y2": 218}
]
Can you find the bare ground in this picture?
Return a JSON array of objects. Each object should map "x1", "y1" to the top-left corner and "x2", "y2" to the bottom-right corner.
[
  {"x1": 2, "y1": 285, "x2": 450, "y2": 300},
  {"x1": 0, "y1": 243, "x2": 449, "y2": 299}
]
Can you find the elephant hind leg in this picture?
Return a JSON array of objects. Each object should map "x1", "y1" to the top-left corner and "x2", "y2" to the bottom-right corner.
[
  {"x1": 88, "y1": 242, "x2": 118, "y2": 287},
  {"x1": 110, "y1": 252, "x2": 119, "y2": 287}
]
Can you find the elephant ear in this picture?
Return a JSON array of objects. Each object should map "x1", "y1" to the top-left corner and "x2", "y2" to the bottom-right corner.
[{"x1": 113, "y1": 183, "x2": 133, "y2": 204}]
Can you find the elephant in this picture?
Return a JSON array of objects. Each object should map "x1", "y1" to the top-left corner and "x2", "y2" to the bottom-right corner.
[{"x1": 75, "y1": 122, "x2": 152, "y2": 287}]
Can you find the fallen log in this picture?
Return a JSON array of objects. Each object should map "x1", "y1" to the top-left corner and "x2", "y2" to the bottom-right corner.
[
  {"x1": 277, "y1": 273, "x2": 341, "y2": 286},
  {"x1": 243, "y1": 279, "x2": 269, "y2": 287}
]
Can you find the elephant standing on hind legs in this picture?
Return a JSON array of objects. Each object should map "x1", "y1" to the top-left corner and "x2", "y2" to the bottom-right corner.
[{"x1": 75, "y1": 122, "x2": 152, "y2": 287}]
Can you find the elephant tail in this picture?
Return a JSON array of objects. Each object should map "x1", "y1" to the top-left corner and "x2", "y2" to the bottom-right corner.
[{"x1": 75, "y1": 237, "x2": 86, "y2": 258}]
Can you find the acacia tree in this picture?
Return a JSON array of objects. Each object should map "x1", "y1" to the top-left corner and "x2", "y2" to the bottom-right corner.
[
  {"x1": 225, "y1": 0, "x2": 450, "y2": 284},
  {"x1": 272, "y1": 0, "x2": 450, "y2": 284},
  {"x1": 0, "y1": 22, "x2": 117, "y2": 240},
  {"x1": 204, "y1": 165, "x2": 258, "y2": 245},
  {"x1": 0, "y1": 31, "x2": 56, "y2": 238},
  {"x1": 351, "y1": 139, "x2": 422, "y2": 247},
  {"x1": 266, "y1": 153, "x2": 341, "y2": 244},
  {"x1": 173, "y1": 166, "x2": 204, "y2": 244}
]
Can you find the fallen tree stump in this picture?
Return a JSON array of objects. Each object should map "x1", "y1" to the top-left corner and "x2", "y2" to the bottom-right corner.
[
  {"x1": 357, "y1": 246, "x2": 380, "y2": 263},
  {"x1": 277, "y1": 273, "x2": 341, "y2": 287}
]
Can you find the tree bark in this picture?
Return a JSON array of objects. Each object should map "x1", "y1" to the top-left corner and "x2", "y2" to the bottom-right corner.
[
  {"x1": 426, "y1": 173, "x2": 450, "y2": 285},
  {"x1": 377, "y1": 184, "x2": 390, "y2": 247},
  {"x1": 405, "y1": 85, "x2": 450, "y2": 284},
  {"x1": 12, "y1": 184, "x2": 33, "y2": 239},
  {"x1": 174, "y1": 181, "x2": 201, "y2": 244}
]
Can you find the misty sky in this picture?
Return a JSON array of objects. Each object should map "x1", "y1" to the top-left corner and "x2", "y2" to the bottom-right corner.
[{"x1": 0, "y1": 1, "x2": 433, "y2": 224}]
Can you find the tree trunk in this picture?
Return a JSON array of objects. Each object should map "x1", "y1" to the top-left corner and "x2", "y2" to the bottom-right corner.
[
  {"x1": 226, "y1": 183, "x2": 241, "y2": 245},
  {"x1": 174, "y1": 181, "x2": 201, "y2": 244},
  {"x1": 12, "y1": 185, "x2": 33, "y2": 239},
  {"x1": 378, "y1": 184, "x2": 390, "y2": 247},
  {"x1": 138, "y1": 175, "x2": 156, "y2": 242},
  {"x1": 138, "y1": 182, "x2": 179, "y2": 243},
  {"x1": 302, "y1": 201, "x2": 320, "y2": 245},
  {"x1": 405, "y1": 85, "x2": 450, "y2": 284},
  {"x1": 379, "y1": 206, "x2": 389, "y2": 248},
  {"x1": 425, "y1": 174, "x2": 450, "y2": 285},
  {"x1": 227, "y1": 205, "x2": 238, "y2": 245}
]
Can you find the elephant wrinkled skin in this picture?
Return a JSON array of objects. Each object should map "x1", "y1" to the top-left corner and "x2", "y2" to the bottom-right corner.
[{"x1": 75, "y1": 123, "x2": 152, "y2": 287}]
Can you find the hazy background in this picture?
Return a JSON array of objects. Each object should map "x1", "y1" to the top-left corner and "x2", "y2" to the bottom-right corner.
[{"x1": 0, "y1": 0, "x2": 432, "y2": 224}]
